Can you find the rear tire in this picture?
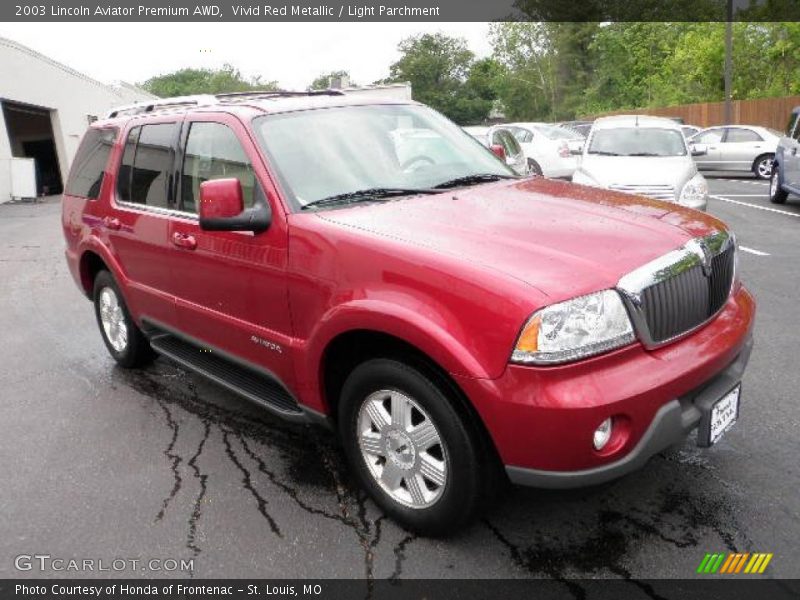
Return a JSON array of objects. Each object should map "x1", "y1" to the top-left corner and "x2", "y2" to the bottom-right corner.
[
  {"x1": 528, "y1": 159, "x2": 543, "y2": 176},
  {"x1": 753, "y1": 153, "x2": 774, "y2": 180},
  {"x1": 769, "y1": 163, "x2": 788, "y2": 204},
  {"x1": 338, "y1": 358, "x2": 490, "y2": 535},
  {"x1": 93, "y1": 270, "x2": 154, "y2": 368}
]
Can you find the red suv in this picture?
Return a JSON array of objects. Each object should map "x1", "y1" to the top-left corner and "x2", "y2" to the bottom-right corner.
[{"x1": 62, "y1": 92, "x2": 755, "y2": 535}]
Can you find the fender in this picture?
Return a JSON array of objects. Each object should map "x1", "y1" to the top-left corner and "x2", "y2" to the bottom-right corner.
[
  {"x1": 76, "y1": 235, "x2": 131, "y2": 300},
  {"x1": 294, "y1": 298, "x2": 497, "y2": 413}
]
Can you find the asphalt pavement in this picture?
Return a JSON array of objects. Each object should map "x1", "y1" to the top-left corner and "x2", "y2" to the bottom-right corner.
[{"x1": 0, "y1": 174, "x2": 798, "y2": 589}]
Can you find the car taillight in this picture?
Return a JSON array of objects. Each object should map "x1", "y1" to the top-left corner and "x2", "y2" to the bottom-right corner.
[{"x1": 558, "y1": 142, "x2": 570, "y2": 158}]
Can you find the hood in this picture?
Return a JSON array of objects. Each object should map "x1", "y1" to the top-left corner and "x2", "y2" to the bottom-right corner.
[
  {"x1": 578, "y1": 155, "x2": 697, "y2": 192},
  {"x1": 316, "y1": 178, "x2": 725, "y2": 301}
]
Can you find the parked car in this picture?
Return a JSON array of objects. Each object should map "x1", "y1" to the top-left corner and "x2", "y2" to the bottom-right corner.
[
  {"x1": 462, "y1": 125, "x2": 529, "y2": 176},
  {"x1": 689, "y1": 125, "x2": 780, "y2": 179},
  {"x1": 681, "y1": 125, "x2": 701, "y2": 139},
  {"x1": 505, "y1": 122, "x2": 583, "y2": 178},
  {"x1": 573, "y1": 115, "x2": 709, "y2": 211},
  {"x1": 769, "y1": 106, "x2": 800, "y2": 204},
  {"x1": 62, "y1": 94, "x2": 754, "y2": 535}
]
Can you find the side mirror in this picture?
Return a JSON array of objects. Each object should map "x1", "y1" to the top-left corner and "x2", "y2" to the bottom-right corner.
[
  {"x1": 690, "y1": 143, "x2": 708, "y2": 157},
  {"x1": 490, "y1": 144, "x2": 506, "y2": 160},
  {"x1": 199, "y1": 178, "x2": 271, "y2": 233},
  {"x1": 570, "y1": 142, "x2": 584, "y2": 156}
]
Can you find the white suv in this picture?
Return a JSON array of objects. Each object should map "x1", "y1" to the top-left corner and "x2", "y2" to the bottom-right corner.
[{"x1": 572, "y1": 115, "x2": 708, "y2": 211}]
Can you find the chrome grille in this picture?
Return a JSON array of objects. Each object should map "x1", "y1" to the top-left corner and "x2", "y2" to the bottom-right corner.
[
  {"x1": 609, "y1": 183, "x2": 675, "y2": 202},
  {"x1": 617, "y1": 231, "x2": 736, "y2": 347}
]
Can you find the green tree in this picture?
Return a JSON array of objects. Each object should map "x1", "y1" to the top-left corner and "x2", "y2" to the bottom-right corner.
[
  {"x1": 141, "y1": 64, "x2": 278, "y2": 97},
  {"x1": 309, "y1": 70, "x2": 354, "y2": 90},
  {"x1": 386, "y1": 32, "x2": 495, "y2": 124}
]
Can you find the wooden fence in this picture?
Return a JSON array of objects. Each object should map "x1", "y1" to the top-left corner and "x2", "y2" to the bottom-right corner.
[{"x1": 587, "y1": 95, "x2": 800, "y2": 131}]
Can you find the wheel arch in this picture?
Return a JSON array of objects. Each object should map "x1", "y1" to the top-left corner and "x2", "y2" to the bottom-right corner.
[{"x1": 319, "y1": 328, "x2": 503, "y2": 467}]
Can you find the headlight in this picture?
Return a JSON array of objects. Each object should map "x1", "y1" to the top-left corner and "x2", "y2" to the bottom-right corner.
[
  {"x1": 679, "y1": 173, "x2": 708, "y2": 209},
  {"x1": 511, "y1": 290, "x2": 635, "y2": 365}
]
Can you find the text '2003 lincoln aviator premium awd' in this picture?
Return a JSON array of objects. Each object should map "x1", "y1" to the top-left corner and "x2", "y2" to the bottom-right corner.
[{"x1": 62, "y1": 92, "x2": 754, "y2": 535}]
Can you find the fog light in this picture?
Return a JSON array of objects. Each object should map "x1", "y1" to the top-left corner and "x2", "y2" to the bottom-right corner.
[{"x1": 593, "y1": 418, "x2": 613, "y2": 450}]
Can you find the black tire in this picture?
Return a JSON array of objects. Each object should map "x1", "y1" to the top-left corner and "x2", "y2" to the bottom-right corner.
[
  {"x1": 528, "y1": 158, "x2": 543, "y2": 176},
  {"x1": 93, "y1": 270, "x2": 154, "y2": 368},
  {"x1": 338, "y1": 358, "x2": 491, "y2": 535},
  {"x1": 753, "y1": 153, "x2": 774, "y2": 180},
  {"x1": 769, "y1": 163, "x2": 789, "y2": 204}
]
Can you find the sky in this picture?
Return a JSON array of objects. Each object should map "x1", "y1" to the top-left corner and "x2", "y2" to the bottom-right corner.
[{"x1": 0, "y1": 22, "x2": 492, "y2": 90}]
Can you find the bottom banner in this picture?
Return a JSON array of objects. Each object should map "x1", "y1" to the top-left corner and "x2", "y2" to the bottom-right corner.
[{"x1": 2, "y1": 579, "x2": 799, "y2": 600}]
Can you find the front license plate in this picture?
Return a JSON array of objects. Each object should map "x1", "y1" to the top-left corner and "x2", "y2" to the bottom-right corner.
[{"x1": 708, "y1": 384, "x2": 741, "y2": 445}]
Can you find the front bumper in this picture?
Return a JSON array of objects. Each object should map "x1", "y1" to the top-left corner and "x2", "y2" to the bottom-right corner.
[
  {"x1": 453, "y1": 285, "x2": 755, "y2": 486},
  {"x1": 506, "y1": 334, "x2": 752, "y2": 488}
]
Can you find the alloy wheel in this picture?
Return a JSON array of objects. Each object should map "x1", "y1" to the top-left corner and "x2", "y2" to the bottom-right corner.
[
  {"x1": 98, "y1": 287, "x2": 128, "y2": 352},
  {"x1": 357, "y1": 389, "x2": 448, "y2": 509}
]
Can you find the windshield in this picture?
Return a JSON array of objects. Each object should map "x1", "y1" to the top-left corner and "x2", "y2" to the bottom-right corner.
[
  {"x1": 254, "y1": 104, "x2": 513, "y2": 209},
  {"x1": 533, "y1": 124, "x2": 584, "y2": 141},
  {"x1": 588, "y1": 127, "x2": 687, "y2": 157}
]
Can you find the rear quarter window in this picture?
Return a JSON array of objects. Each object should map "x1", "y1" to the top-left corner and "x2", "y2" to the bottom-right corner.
[{"x1": 65, "y1": 128, "x2": 118, "y2": 199}]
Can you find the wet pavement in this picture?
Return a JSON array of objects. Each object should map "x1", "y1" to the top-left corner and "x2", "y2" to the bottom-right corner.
[{"x1": 1, "y1": 183, "x2": 798, "y2": 586}]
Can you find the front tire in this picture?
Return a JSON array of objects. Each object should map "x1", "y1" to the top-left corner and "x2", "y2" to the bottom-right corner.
[
  {"x1": 769, "y1": 163, "x2": 788, "y2": 204},
  {"x1": 528, "y1": 158, "x2": 543, "y2": 176},
  {"x1": 93, "y1": 270, "x2": 154, "y2": 368},
  {"x1": 753, "y1": 153, "x2": 774, "y2": 180},
  {"x1": 338, "y1": 359, "x2": 489, "y2": 535}
]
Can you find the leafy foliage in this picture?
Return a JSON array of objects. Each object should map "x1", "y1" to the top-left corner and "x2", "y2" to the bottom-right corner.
[{"x1": 141, "y1": 64, "x2": 278, "y2": 97}]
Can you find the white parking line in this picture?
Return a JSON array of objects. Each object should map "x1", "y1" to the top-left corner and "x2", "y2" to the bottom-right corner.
[
  {"x1": 739, "y1": 246, "x2": 770, "y2": 256},
  {"x1": 713, "y1": 178, "x2": 769, "y2": 186},
  {"x1": 709, "y1": 194, "x2": 800, "y2": 218}
]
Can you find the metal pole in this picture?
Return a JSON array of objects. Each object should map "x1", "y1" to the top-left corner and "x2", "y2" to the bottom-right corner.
[{"x1": 724, "y1": 0, "x2": 733, "y2": 124}]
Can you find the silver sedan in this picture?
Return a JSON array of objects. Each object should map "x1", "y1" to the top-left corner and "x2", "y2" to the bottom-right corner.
[{"x1": 689, "y1": 125, "x2": 781, "y2": 179}]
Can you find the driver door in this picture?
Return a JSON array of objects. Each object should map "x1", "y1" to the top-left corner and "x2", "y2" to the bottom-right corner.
[{"x1": 167, "y1": 113, "x2": 295, "y2": 385}]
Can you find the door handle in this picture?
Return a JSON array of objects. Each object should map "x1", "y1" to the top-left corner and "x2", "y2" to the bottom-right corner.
[
  {"x1": 171, "y1": 232, "x2": 197, "y2": 250},
  {"x1": 103, "y1": 216, "x2": 121, "y2": 230}
]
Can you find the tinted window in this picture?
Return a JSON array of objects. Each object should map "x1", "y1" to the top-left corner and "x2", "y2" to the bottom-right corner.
[
  {"x1": 695, "y1": 129, "x2": 724, "y2": 144},
  {"x1": 130, "y1": 124, "x2": 175, "y2": 208},
  {"x1": 725, "y1": 128, "x2": 762, "y2": 143},
  {"x1": 181, "y1": 122, "x2": 257, "y2": 213},
  {"x1": 117, "y1": 126, "x2": 139, "y2": 203},
  {"x1": 511, "y1": 128, "x2": 533, "y2": 144},
  {"x1": 65, "y1": 128, "x2": 117, "y2": 199}
]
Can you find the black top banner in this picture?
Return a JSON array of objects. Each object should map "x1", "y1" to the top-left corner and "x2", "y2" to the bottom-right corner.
[{"x1": 3, "y1": 0, "x2": 800, "y2": 22}]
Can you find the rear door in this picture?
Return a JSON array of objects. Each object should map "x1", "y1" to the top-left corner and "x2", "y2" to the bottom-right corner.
[
  {"x1": 167, "y1": 112, "x2": 295, "y2": 387},
  {"x1": 718, "y1": 127, "x2": 765, "y2": 171},
  {"x1": 107, "y1": 118, "x2": 180, "y2": 327}
]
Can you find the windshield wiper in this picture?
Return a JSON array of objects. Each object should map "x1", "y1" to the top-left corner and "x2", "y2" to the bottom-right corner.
[
  {"x1": 588, "y1": 150, "x2": 621, "y2": 156},
  {"x1": 301, "y1": 187, "x2": 439, "y2": 210},
  {"x1": 432, "y1": 173, "x2": 517, "y2": 189},
  {"x1": 627, "y1": 152, "x2": 661, "y2": 157}
]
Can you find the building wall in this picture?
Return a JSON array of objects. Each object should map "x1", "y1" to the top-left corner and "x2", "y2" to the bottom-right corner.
[{"x1": 0, "y1": 37, "x2": 156, "y2": 202}]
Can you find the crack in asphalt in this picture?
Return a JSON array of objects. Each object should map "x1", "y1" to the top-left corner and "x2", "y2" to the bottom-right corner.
[
  {"x1": 186, "y1": 418, "x2": 211, "y2": 561},
  {"x1": 221, "y1": 427, "x2": 283, "y2": 537},
  {"x1": 389, "y1": 534, "x2": 417, "y2": 581},
  {"x1": 119, "y1": 363, "x2": 391, "y2": 585},
  {"x1": 154, "y1": 397, "x2": 183, "y2": 523}
]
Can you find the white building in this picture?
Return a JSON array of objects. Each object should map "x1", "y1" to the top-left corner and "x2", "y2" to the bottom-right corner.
[{"x1": 0, "y1": 36, "x2": 156, "y2": 202}]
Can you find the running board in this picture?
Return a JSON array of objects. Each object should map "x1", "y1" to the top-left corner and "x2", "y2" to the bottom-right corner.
[{"x1": 148, "y1": 330, "x2": 305, "y2": 421}]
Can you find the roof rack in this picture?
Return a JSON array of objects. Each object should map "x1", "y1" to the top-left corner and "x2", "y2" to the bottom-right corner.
[
  {"x1": 215, "y1": 89, "x2": 346, "y2": 102},
  {"x1": 106, "y1": 94, "x2": 217, "y2": 118},
  {"x1": 105, "y1": 89, "x2": 346, "y2": 118}
]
